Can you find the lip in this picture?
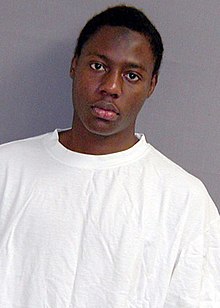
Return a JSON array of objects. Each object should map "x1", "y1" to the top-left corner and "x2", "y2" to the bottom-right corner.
[
  {"x1": 92, "y1": 101, "x2": 120, "y2": 114},
  {"x1": 91, "y1": 101, "x2": 120, "y2": 121}
]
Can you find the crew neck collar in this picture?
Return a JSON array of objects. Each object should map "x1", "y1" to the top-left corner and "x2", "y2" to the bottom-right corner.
[{"x1": 43, "y1": 129, "x2": 150, "y2": 169}]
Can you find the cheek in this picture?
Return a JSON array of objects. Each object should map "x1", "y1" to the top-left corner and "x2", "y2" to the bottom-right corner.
[
  {"x1": 73, "y1": 84, "x2": 88, "y2": 108},
  {"x1": 76, "y1": 76, "x2": 98, "y2": 100},
  {"x1": 126, "y1": 89, "x2": 148, "y2": 114},
  {"x1": 129, "y1": 102, "x2": 145, "y2": 120}
]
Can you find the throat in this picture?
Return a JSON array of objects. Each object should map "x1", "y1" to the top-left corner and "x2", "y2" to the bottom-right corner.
[{"x1": 58, "y1": 129, "x2": 138, "y2": 155}]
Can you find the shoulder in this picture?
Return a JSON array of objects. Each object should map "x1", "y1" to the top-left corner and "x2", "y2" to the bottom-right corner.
[
  {"x1": 145, "y1": 144, "x2": 218, "y2": 214},
  {"x1": 0, "y1": 131, "x2": 53, "y2": 165},
  {"x1": 146, "y1": 144, "x2": 219, "y2": 239},
  {"x1": 146, "y1": 144, "x2": 204, "y2": 191},
  {"x1": 0, "y1": 131, "x2": 54, "y2": 151}
]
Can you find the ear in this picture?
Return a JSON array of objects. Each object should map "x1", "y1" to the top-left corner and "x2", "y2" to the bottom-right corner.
[
  {"x1": 70, "y1": 57, "x2": 78, "y2": 79},
  {"x1": 146, "y1": 73, "x2": 158, "y2": 98}
]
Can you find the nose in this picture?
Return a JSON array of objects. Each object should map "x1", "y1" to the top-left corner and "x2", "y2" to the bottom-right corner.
[{"x1": 98, "y1": 70, "x2": 122, "y2": 98}]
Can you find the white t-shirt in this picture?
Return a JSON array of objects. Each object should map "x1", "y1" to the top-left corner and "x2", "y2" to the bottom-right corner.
[{"x1": 0, "y1": 129, "x2": 219, "y2": 308}]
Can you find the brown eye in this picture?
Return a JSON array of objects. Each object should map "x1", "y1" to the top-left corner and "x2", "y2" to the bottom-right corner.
[
  {"x1": 126, "y1": 72, "x2": 140, "y2": 82},
  {"x1": 90, "y1": 62, "x2": 105, "y2": 71}
]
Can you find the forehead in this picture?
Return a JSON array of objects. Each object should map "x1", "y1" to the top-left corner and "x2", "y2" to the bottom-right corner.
[{"x1": 81, "y1": 26, "x2": 155, "y2": 69}]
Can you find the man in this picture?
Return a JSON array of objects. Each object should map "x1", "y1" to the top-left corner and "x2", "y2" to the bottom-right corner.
[{"x1": 0, "y1": 5, "x2": 219, "y2": 308}]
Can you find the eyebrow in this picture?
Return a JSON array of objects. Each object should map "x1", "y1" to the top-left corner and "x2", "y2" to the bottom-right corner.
[{"x1": 85, "y1": 52, "x2": 149, "y2": 73}]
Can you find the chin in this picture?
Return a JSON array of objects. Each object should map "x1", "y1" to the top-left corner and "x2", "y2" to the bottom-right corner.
[
  {"x1": 88, "y1": 128, "x2": 118, "y2": 138},
  {"x1": 84, "y1": 120, "x2": 120, "y2": 137}
]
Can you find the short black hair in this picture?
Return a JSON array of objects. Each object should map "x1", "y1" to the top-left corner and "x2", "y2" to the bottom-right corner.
[{"x1": 74, "y1": 5, "x2": 164, "y2": 76}]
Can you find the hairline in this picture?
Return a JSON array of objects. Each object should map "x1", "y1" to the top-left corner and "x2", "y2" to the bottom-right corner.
[
  {"x1": 73, "y1": 6, "x2": 163, "y2": 76},
  {"x1": 74, "y1": 25, "x2": 157, "y2": 74}
]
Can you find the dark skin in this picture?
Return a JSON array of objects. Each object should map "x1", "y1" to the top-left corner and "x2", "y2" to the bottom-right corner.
[{"x1": 59, "y1": 26, "x2": 158, "y2": 155}]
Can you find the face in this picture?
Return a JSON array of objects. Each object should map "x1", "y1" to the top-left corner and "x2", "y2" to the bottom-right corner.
[{"x1": 70, "y1": 26, "x2": 157, "y2": 140}]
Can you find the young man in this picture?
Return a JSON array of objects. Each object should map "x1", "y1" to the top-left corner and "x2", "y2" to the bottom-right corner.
[{"x1": 0, "y1": 5, "x2": 219, "y2": 308}]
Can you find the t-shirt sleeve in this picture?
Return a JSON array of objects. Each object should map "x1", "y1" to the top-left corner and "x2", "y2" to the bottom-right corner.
[{"x1": 164, "y1": 199, "x2": 220, "y2": 307}]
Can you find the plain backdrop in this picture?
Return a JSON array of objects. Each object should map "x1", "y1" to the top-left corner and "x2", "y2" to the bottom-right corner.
[{"x1": 1, "y1": 0, "x2": 220, "y2": 209}]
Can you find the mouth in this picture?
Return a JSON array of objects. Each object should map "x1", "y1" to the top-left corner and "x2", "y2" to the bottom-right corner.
[{"x1": 91, "y1": 102, "x2": 120, "y2": 121}]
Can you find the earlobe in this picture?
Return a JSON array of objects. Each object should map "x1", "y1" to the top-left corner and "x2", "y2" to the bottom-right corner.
[
  {"x1": 70, "y1": 57, "x2": 78, "y2": 79},
  {"x1": 147, "y1": 73, "x2": 158, "y2": 98}
]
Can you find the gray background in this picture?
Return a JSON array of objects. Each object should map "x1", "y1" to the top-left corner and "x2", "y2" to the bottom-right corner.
[{"x1": 1, "y1": 0, "x2": 220, "y2": 208}]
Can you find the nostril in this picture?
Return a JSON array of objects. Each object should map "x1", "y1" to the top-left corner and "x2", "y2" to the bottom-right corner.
[{"x1": 100, "y1": 90, "x2": 119, "y2": 99}]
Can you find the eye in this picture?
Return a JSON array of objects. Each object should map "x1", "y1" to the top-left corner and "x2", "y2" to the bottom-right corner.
[
  {"x1": 125, "y1": 72, "x2": 141, "y2": 82},
  {"x1": 90, "y1": 62, "x2": 105, "y2": 71}
]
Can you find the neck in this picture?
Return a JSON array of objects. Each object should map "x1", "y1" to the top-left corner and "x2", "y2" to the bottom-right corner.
[{"x1": 59, "y1": 128, "x2": 138, "y2": 155}]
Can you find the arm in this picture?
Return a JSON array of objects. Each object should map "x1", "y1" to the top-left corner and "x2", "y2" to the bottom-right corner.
[{"x1": 165, "y1": 204, "x2": 220, "y2": 307}]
